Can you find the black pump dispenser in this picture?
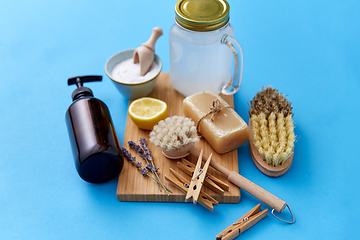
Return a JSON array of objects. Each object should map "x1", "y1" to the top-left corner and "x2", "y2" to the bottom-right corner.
[
  {"x1": 68, "y1": 75, "x2": 101, "y2": 100},
  {"x1": 65, "y1": 75, "x2": 124, "y2": 183}
]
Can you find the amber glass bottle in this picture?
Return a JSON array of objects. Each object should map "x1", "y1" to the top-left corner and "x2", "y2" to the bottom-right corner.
[{"x1": 65, "y1": 75, "x2": 124, "y2": 183}]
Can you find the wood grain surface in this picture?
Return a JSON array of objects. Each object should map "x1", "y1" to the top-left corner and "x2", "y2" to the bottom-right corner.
[{"x1": 116, "y1": 73, "x2": 241, "y2": 203}]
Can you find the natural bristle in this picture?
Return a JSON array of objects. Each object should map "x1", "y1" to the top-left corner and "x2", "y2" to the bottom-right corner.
[
  {"x1": 250, "y1": 87, "x2": 295, "y2": 167},
  {"x1": 249, "y1": 86, "x2": 293, "y2": 118},
  {"x1": 149, "y1": 116, "x2": 199, "y2": 152}
]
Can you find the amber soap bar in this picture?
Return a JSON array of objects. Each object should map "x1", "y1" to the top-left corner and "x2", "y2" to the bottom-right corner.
[{"x1": 183, "y1": 91, "x2": 249, "y2": 154}]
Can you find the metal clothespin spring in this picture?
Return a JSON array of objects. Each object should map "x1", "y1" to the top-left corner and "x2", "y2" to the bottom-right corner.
[
  {"x1": 233, "y1": 217, "x2": 249, "y2": 225},
  {"x1": 192, "y1": 168, "x2": 203, "y2": 181}
]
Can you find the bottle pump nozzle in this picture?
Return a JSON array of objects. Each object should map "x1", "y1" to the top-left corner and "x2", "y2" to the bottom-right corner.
[{"x1": 68, "y1": 75, "x2": 102, "y2": 101}]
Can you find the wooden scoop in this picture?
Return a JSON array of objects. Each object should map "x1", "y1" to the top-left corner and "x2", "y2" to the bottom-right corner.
[{"x1": 133, "y1": 27, "x2": 163, "y2": 76}]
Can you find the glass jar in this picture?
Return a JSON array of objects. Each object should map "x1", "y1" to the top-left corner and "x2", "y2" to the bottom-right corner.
[{"x1": 169, "y1": 0, "x2": 244, "y2": 96}]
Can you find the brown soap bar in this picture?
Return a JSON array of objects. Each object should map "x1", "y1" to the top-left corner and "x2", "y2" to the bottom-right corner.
[{"x1": 183, "y1": 91, "x2": 249, "y2": 154}]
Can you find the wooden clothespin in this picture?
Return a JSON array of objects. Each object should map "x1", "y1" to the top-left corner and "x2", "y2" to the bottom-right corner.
[
  {"x1": 216, "y1": 204, "x2": 268, "y2": 240},
  {"x1": 165, "y1": 168, "x2": 218, "y2": 211},
  {"x1": 177, "y1": 158, "x2": 229, "y2": 195},
  {"x1": 185, "y1": 150, "x2": 212, "y2": 204}
]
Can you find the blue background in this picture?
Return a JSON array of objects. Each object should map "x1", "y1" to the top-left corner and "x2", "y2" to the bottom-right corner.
[{"x1": 1, "y1": 0, "x2": 359, "y2": 239}]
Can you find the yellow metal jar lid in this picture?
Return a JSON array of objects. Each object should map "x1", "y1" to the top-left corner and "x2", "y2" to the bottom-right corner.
[{"x1": 175, "y1": 0, "x2": 230, "y2": 32}]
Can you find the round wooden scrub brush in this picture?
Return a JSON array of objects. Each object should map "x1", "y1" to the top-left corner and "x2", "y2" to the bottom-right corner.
[
  {"x1": 149, "y1": 116, "x2": 199, "y2": 159},
  {"x1": 249, "y1": 86, "x2": 295, "y2": 177}
]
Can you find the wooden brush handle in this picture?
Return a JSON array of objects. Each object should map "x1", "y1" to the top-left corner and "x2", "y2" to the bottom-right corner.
[
  {"x1": 189, "y1": 148, "x2": 287, "y2": 213},
  {"x1": 189, "y1": 148, "x2": 229, "y2": 174},
  {"x1": 227, "y1": 171, "x2": 286, "y2": 213}
]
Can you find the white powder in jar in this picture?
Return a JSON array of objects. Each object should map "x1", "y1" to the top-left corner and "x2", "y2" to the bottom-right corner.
[{"x1": 111, "y1": 58, "x2": 159, "y2": 84}]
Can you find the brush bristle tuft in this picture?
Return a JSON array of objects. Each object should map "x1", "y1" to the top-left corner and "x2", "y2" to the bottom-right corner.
[
  {"x1": 250, "y1": 87, "x2": 295, "y2": 166},
  {"x1": 149, "y1": 116, "x2": 199, "y2": 152}
]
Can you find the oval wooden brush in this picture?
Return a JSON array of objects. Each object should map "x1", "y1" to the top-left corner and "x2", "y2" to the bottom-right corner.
[
  {"x1": 149, "y1": 116, "x2": 199, "y2": 159},
  {"x1": 249, "y1": 87, "x2": 295, "y2": 177}
]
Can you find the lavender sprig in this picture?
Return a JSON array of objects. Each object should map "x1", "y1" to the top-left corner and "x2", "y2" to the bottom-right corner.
[
  {"x1": 128, "y1": 139, "x2": 171, "y2": 196},
  {"x1": 121, "y1": 148, "x2": 159, "y2": 183},
  {"x1": 123, "y1": 146, "x2": 171, "y2": 194},
  {"x1": 129, "y1": 141, "x2": 161, "y2": 191},
  {"x1": 138, "y1": 138, "x2": 171, "y2": 196}
]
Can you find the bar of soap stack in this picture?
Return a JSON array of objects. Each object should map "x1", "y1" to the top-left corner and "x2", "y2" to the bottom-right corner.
[{"x1": 183, "y1": 91, "x2": 248, "y2": 154}]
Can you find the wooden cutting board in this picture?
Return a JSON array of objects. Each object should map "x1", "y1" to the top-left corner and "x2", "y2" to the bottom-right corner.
[{"x1": 116, "y1": 73, "x2": 241, "y2": 203}]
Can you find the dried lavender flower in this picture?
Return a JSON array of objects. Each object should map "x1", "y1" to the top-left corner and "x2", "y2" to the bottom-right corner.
[
  {"x1": 146, "y1": 164, "x2": 153, "y2": 170},
  {"x1": 125, "y1": 139, "x2": 171, "y2": 195},
  {"x1": 141, "y1": 168, "x2": 149, "y2": 176},
  {"x1": 128, "y1": 141, "x2": 136, "y2": 148}
]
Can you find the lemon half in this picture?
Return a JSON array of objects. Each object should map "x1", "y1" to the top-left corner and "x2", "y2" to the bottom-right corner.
[{"x1": 128, "y1": 97, "x2": 167, "y2": 130}]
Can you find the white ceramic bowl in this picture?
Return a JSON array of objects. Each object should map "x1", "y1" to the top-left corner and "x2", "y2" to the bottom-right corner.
[{"x1": 105, "y1": 49, "x2": 162, "y2": 99}]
